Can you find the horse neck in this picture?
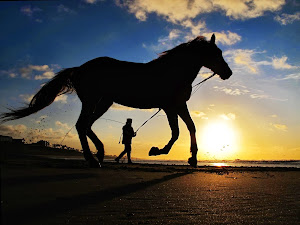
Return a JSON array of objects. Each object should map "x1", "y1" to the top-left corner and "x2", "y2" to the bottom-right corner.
[
  {"x1": 184, "y1": 57, "x2": 203, "y2": 84},
  {"x1": 149, "y1": 52, "x2": 203, "y2": 85}
]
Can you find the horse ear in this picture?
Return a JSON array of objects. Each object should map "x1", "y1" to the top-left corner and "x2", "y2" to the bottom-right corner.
[{"x1": 210, "y1": 34, "x2": 215, "y2": 45}]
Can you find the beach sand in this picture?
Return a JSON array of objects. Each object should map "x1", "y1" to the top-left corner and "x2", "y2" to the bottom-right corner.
[{"x1": 1, "y1": 144, "x2": 300, "y2": 224}]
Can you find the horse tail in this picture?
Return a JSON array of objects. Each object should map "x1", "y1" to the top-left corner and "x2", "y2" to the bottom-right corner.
[{"x1": 0, "y1": 67, "x2": 77, "y2": 122}]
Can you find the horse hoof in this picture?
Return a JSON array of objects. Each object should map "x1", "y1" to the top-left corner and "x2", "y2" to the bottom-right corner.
[
  {"x1": 149, "y1": 147, "x2": 160, "y2": 156},
  {"x1": 88, "y1": 160, "x2": 101, "y2": 168},
  {"x1": 188, "y1": 157, "x2": 197, "y2": 168},
  {"x1": 96, "y1": 152, "x2": 104, "y2": 163}
]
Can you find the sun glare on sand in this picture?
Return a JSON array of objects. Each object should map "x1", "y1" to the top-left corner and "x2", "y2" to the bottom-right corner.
[{"x1": 199, "y1": 121, "x2": 238, "y2": 159}]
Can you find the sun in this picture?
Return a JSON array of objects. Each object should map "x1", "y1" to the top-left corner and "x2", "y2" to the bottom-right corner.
[{"x1": 198, "y1": 121, "x2": 238, "y2": 159}]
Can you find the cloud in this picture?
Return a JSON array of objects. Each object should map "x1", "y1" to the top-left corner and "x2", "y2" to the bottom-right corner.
[
  {"x1": 224, "y1": 50, "x2": 297, "y2": 75},
  {"x1": 34, "y1": 71, "x2": 55, "y2": 80},
  {"x1": 140, "y1": 6, "x2": 242, "y2": 54},
  {"x1": 250, "y1": 93, "x2": 271, "y2": 99},
  {"x1": 271, "y1": 123, "x2": 288, "y2": 132},
  {"x1": 144, "y1": 23, "x2": 241, "y2": 55},
  {"x1": 213, "y1": 85, "x2": 287, "y2": 101},
  {"x1": 142, "y1": 30, "x2": 182, "y2": 53},
  {"x1": 26, "y1": 127, "x2": 76, "y2": 143},
  {"x1": 181, "y1": 19, "x2": 206, "y2": 36},
  {"x1": 35, "y1": 115, "x2": 48, "y2": 124},
  {"x1": 0, "y1": 124, "x2": 27, "y2": 138},
  {"x1": 271, "y1": 56, "x2": 297, "y2": 70},
  {"x1": 274, "y1": 12, "x2": 300, "y2": 25},
  {"x1": 199, "y1": 72, "x2": 215, "y2": 78},
  {"x1": 249, "y1": 94, "x2": 287, "y2": 101},
  {"x1": 19, "y1": 64, "x2": 56, "y2": 80},
  {"x1": 110, "y1": 103, "x2": 154, "y2": 112},
  {"x1": 57, "y1": 4, "x2": 76, "y2": 14},
  {"x1": 224, "y1": 49, "x2": 260, "y2": 74},
  {"x1": 3, "y1": 64, "x2": 59, "y2": 80},
  {"x1": 191, "y1": 111, "x2": 207, "y2": 119},
  {"x1": 20, "y1": 93, "x2": 68, "y2": 104},
  {"x1": 35, "y1": 19, "x2": 43, "y2": 23},
  {"x1": 213, "y1": 86, "x2": 249, "y2": 96},
  {"x1": 19, "y1": 94, "x2": 34, "y2": 103},
  {"x1": 9, "y1": 73, "x2": 17, "y2": 78},
  {"x1": 168, "y1": 29, "x2": 182, "y2": 40},
  {"x1": 116, "y1": 0, "x2": 212, "y2": 23},
  {"x1": 84, "y1": 0, "x2": 97, "y2": 4},
  {"x1": 54, "y1": 95, "x2": 68, "y2": 104},
  {"x1": 219, "y1": 113, "x2": 236, "y2": 120},
  {"x1": 111, "y1": 104, "x2": 135, "y2": 111},
  {"x1": 0, "y1": 123, "x2": 76, "y2": 144},
  {"x1": 213, "y1": 0, "x2": 285, "y2": 20},
  {"x1": 0, "y1": 69, "x2": 17, "y2": 78},
  {"x1": 204, "y1": 31, "x2": 241, "y2": 45},
  {"x1": 55, "y1": 121, "x2": 71, "y2": 130},
  {"x1": 19, "y1": 93, "x2": 67, "y2": 104},
  {"x1": 84, "y1": 0, "x2": 105, "y2": 4},
  {"x1": 19, "y1": 91, "x2": 67, "y2": 105},
  {"x1": 276, "y1": 73, "x2": 300, "y2": 81},
  {"x1": 182, "y1": 20, "x2": 241, "y2": 45},
  {"x1": 117, "y1": 0, "x2": 285, "y2": 22},
  {"x1": 20, "y1": 5, "x2": 42, "y2": 17},
  {"x1": 119, "y1": 0, "x2": 287, "y2": 50}
]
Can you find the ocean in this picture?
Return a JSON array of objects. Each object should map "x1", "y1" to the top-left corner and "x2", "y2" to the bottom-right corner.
[
  {"x1": 106, "y1": 159, "x2": 300, "y2": 169},
  {"x1": 45, "y1": 155, "x2": 300, "y2": 168}
]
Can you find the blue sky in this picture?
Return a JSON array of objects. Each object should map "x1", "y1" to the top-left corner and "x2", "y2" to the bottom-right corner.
[{"x1": 0, "y1": 0, "x2": 299, "y2": 160}]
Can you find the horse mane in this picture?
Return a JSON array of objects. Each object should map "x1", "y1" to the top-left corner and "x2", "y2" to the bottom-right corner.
[{"x1": 156, "y1": 36, "x2": 208, "y2": 59}]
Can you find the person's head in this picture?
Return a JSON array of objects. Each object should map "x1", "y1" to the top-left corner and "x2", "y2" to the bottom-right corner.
[{"x1": 126, "y1": 118, "x2": 132, "y2": 125}]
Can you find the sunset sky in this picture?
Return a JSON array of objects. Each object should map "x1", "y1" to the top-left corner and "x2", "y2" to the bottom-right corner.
[{"x1": 0, "y1": 0, "x2": 299, "y2": 161}]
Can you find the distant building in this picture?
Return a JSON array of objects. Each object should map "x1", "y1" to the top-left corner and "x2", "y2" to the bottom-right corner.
[
  {"x1": 12, "y1": 138, "x2": 25, "y2": 144},
  {"x1": 52, "y1": 144, "x2": 67, "y2": 149},
  {"x1": 32, "y1": 140, "x2": 50, "y2": 147},
  {"x1": 0, "y1": 135, "x2": 13, "y2": 143},
  {"x1": 53, "y1": 143, "x2": 62, "y2": 149},
  {"x1": 52, "y1": 143, "x2": 79, "y2": 152}
]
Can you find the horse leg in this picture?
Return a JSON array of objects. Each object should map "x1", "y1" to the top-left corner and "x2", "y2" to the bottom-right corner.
[
  {"x1": 76, "y1": 103, "x2": 100, "y2": 168},
  {"x1": 86, "y1": 99, "x2": 113, "y2": 164},
  {"x1": 149, "y1": 109, "x2": 179, "y2": 156},
  {"x1": 87, "y1": 130, "x2": 104, "y2": 164},
  {"x1": 178, "y1": 104, "x2": 198, "y2": 167}
]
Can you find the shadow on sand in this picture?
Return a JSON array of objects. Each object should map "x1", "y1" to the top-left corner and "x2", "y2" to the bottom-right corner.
[{"x1": 3, "y1": 171, "x2": 189, "y2": 224}]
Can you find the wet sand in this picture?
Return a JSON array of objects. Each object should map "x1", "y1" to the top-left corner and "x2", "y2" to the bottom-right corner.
[{"x1": 1, "y1": 145, "x2": 300, "y2": 224}]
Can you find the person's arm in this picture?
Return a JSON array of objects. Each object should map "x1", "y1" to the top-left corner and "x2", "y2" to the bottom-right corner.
[{"x1": 130, "y1": 127, "x2": 136, "y2": 137}]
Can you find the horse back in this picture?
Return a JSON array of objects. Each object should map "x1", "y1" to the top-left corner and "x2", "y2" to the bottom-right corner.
[{"x1": 74, "y1": 56, "x2": 193, "y2": 108}]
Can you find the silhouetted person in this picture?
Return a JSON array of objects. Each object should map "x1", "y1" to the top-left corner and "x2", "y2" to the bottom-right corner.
[{"x1": 115, "y1": 118, "x2": 136, "y2": 164}]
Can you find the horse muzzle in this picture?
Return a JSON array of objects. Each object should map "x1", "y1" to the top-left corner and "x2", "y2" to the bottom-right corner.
[{"x1": 219, "y1": 68, "x2": 232, "y2": 80}]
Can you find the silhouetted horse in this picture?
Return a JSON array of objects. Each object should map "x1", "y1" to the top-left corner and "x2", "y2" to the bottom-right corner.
[{"x1": 1, "y1": 34, "x2": 232, "y2": 168}]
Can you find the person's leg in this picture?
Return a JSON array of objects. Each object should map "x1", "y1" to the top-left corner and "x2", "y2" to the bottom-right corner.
[
  {"x1": 125, "y1": 144, "x2": 132, "y2": 163},
  {"x1": 115, "y1": 145, "x2": 127, "y2": 163}
]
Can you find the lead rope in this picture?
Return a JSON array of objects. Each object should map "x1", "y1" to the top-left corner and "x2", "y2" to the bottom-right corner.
[
  {"x1": 118, "y1": 132, "x2": 123, "y2": 144},
  {"x1": 135, "y1": 108, "x2": 161, "y2": 133},
  {"x1": 60, "y1": 125, "x2": 75, "y2": 145},
  {"x1": 191, "y1": 72, "x2": 216, "y2": 96},
  {"x1": 118, "y1": 108, "x2": 162, "y2": 144},
  {"x1": 192, "y1": 72, "x2": 216, "y2": 88}
]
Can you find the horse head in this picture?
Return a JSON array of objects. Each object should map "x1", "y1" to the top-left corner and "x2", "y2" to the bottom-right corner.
[{"x1": 191, "y1": 34, "x2": 232, "y2": 80}]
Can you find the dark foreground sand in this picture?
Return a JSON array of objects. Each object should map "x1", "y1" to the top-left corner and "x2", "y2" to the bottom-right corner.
[{"x1": 1, "y1": 145, "x2": 300, "y2": 224}]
